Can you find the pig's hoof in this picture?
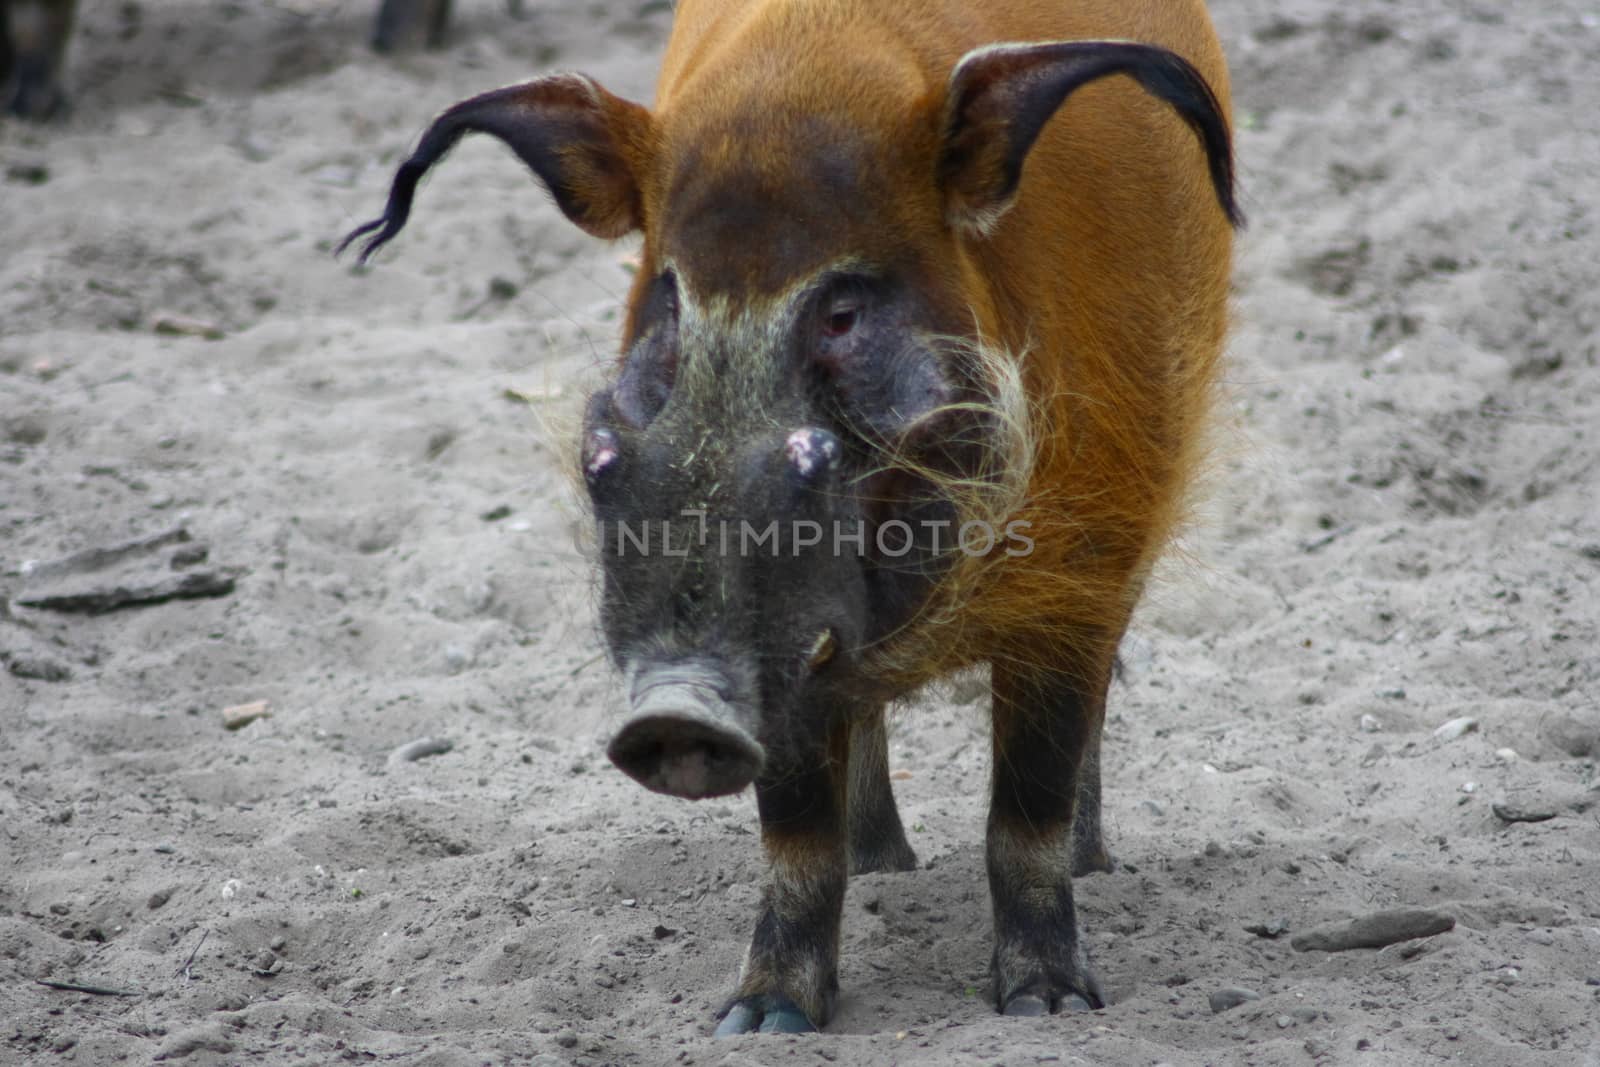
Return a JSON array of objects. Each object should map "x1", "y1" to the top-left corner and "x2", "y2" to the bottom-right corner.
[
  {"x1": 1001, "y1": 993, "x2": 1049, "y2": 1016},
  {"x1": 713, "y1": 994, "x2": 816, "y2": 1036},
  {"x1": 999, "y1": 980, "x2": 1103, "y2": 1016},
  {"x1": 1001, "y1": 991, "x2": 1096, "y2": 1015}
]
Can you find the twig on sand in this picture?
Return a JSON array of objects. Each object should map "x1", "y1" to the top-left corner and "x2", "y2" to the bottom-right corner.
[
  {"x1": 177, "y1": 928, "x2": 210, "y2": 980},
  {"x1": 15, "y1": 526, "x2": 191, "y2": 581},
  {"x1": 35, "y1": 978, "x2": 140, "y2": 997},
  {"x1": 15, "y1": 570, "x2": 238, "y2": 615}
]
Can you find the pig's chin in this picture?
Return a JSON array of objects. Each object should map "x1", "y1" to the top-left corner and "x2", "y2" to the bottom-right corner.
[{"x1": 607, "y1": 664, "x2": 766, "y2": 799}]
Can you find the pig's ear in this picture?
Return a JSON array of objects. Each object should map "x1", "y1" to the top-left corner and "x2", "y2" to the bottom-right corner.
[
  {"x1": 937, "y1": 40, "x2": 1241, "y2": 235},
  {"x1": 339, "y1": 74, "x2": 653, "y2": 261}
]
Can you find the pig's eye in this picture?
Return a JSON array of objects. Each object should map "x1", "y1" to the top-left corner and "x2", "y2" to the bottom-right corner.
[
  {"x1": 814, "y1": 278, "x2": 872, "y2": 343},
  {"x1": 822, "y1": 301, "x2": 860, "y2": 338}
]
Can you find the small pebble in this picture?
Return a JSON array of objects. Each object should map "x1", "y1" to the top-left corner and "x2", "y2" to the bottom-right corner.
[
  {"x1": 1494, "y1": 967, "x2": 1520, "y2": 986},
  {"x1": 221, "y1": 700, "x2": 270, "y2": 731},
  {"x1": 1245, "y1": 918, "x2": 1290, "y2": 939},
  {"x1": 1491, "y1": 804, "x2": 1557, "y2": 824},
  {"x1": 1209, "y1": 987, "x2": 1261, "y2": 1014},
  {"x1": 389, "y1": 737, "x2": 453, "y2": 763},
  {"x1": 1526, "y1": 929, "x2": 1555, "y2": 946},
  {"x1": 1359, "y1": 714, "x2": 1381, "y2": 733},
  {"x1": 1433, "y1": 716, "x2": 1478, "y2": 742},
  {"x1": 1276, "y1": 1014, "x2": 1294, "y2": 1029},
  {"x1": 555, "y1": 1029, "x2": 579, "y2": 1049},
  {"x1": 7, "y1": 653, "x2": 72, "y2": 682},
  {"x1": 152, "y1": 313, "x2": 224, "y2": 340},
  {"x1": 1494, "y1": 747, "x2": 1518, "y2": 763},
  {"x1": 237, "y1": 134, "x2": 273, "y2": 162},
  {"x1": 212, "y1": 992, "x2": 249, "y2": 1013},
  {"x1": 6, "y1": 161, "x2": 49, "y2": 184}
]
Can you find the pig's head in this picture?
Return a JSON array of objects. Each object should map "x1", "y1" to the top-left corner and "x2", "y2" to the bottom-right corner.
[
  {"x1": 338, "y1": 40, "x2": 1239, "y2": 798},
  {"x1": 578, "y1": 264, "x2": 984, "y2": 799}
]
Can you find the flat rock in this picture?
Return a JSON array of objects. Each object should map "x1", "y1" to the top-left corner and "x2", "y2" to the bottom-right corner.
[
  {"x1": 1291, "y1": 908, "x2": 1455, "y2": 952},
  {"x1": 1491, "y1": 803, "x2": 1556, "y2": 824}
]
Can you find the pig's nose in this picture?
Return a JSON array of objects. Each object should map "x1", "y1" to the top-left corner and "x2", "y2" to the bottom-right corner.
[{"x1": 607, "y1": 664, "x2": 764, "y2": 799}]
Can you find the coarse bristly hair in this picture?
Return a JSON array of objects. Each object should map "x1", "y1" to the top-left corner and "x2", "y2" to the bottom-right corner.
[{"x1": 862, "y1": 296, "x2": 1224, "y2": 693}]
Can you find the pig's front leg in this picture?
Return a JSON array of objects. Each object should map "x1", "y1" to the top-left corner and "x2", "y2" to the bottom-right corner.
[
  {"x1": 986, "y1": 659, "x2": 1111, "y2": 1016},
  {"x1": 4, "y1": 0, "x2": 77, "y2": 121},
  {"x1": 846, "y1": 706, "x2": 917, "y2": 875},
  {"x1": 714, "y1": 725, "x2": 848, "y2": 1035}
]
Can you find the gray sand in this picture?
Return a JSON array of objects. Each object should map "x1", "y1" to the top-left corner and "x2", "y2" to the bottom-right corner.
[{"x1": 3, "y1": 1, "x2": 1597, "y2": 1063}]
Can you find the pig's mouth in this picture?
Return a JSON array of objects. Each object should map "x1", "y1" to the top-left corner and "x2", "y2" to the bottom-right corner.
[{"x1": 607, "y1": 664, "x2": 765, "y2": 799}]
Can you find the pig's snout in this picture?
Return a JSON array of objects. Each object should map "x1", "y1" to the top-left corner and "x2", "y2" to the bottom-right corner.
[{"x1": 608, "y1": 667, "x2": 764, "y2": 799}]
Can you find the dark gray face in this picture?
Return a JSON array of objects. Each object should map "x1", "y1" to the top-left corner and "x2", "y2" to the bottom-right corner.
[{"x1": 581, "y1": 265, "x2": 981, "y2": 798}]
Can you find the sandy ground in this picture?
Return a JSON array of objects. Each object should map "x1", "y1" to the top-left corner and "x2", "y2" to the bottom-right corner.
[{"x1": 3, "y1": 1, "x2": 1598, "y2": 1064}]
